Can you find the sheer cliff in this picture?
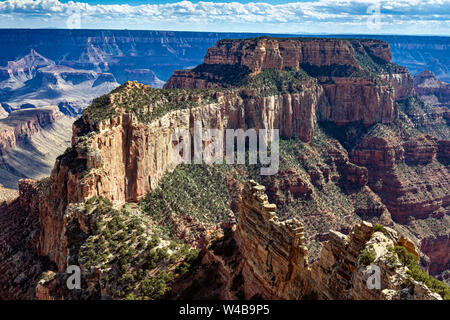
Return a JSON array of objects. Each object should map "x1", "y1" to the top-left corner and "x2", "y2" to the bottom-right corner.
[{"x1": 0, "y1": 37, "x2": 448, "y2": 300}]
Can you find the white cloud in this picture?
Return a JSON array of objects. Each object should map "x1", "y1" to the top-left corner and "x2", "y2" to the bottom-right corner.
[{"x1": 0, "y1": 0, "x2": 448, "y2": 34}]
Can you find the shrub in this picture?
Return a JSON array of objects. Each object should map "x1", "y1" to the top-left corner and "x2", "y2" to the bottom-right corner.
[
  {"x1": 148, "y1": 237, "x2": 160, "y2": 249},
  {"x1": 145, "y1": 250, "x2": 159, "y2": 269},
  {"x1": 394, "y1": 245, "x2": 450, "y2": 299},
  {"x1": 373, "y1": 224, "x2": 385, "y2": 232},
  {"x1": 125, "y1": 293, "x2": 139, "y2": 300},
  {"x1": 360, "y1": 247, "x2": 377, "y2": 266},
  {"x1": 157, "y1": 247, "x2": 169, "y2": 261}
]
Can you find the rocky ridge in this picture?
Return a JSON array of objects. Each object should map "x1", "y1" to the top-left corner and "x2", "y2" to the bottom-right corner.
[{"x1": 235, "y1": 181, "x2": 443, "y2": 300}]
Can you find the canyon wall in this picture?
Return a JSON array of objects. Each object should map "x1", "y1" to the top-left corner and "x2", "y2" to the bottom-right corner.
[
  {"x1": 236, "y1": 180, "x2": 311, "y2": 299},
  {"x1": 17, "y1": 38, "x2": 440, "y2": 277},
  {"x1": 0, "y1": 107, "x2": 74, "y2": 190},
  {"x1": 0, "y1": 108, "x2": 63, "y2": 156},
  {"x1": 414, "y1": 70, "x2": 450, "y2": 108},
  {"x1": 236, "y1": 181, "x2": 442, "y2": 300},
  {"x1": 350, "y1": 133, "x2": 450, "y2": 224},
  {"x1": 201, "y1": 38, "x2": 367, "y2": 73},
  {"x1": 165, "y1": 38, "x2": 401, "y2": 126},
  {"x1": 31, "y1": 81, "x2": 325, "y2": 270}
]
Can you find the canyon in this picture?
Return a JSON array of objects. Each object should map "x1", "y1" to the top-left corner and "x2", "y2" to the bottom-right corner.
[
  {"x1": 0, "y1": 30, "x2": 448, "y2": 192},
  {"x1": 0, "y1": 36, "x2": 448, "y2": 300},
  {"x1": 0, "y1": 49, "x2": 119, "y2": 189}
]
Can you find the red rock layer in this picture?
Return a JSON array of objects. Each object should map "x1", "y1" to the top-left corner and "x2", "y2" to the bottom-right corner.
[
  {"x1": 0, "y1": 107, "x2": 63, "y2": 157},
  {"x1": 351, "y1": 134, "x2": 449, "y2": 223},
  {"x1": 200, "y1": 38, "x2": 387, "y2": 74},
  {"x1": 420, "y1": 234, "x2": 449, "y2": 276},
  {"x1": 165, "y1": 38, "x2": 410, "y2": 126},
  {"x1": 414, "y1": 70, "x2": 450, "y2": 108}
]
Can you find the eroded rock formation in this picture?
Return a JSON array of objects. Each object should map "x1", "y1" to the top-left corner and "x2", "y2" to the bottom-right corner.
[
  {"x1": 0, "y1": 108, "x2": 63, "y2": 156},
  {"x1": 414, "y1": 70, "x2": 450, "y2": 108},
  {"x1": 236, "y1": 181, "x2": 442, "y2": 300},
  {"x1": 165, "y1": 37, "x2": 408, "y2": 126}
]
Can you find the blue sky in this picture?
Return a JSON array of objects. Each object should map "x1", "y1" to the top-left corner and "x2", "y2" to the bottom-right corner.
[{"x1": 1, "y1": 0, "x2": 449, "y2": 35}]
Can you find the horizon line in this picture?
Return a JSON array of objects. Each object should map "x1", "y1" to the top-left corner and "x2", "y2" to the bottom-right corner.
[{"x1": 0, "y1": 28, "x2": 448, "y2": 38}]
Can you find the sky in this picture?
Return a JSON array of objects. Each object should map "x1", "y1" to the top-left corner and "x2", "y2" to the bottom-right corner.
[{"x1": 1, "y1": 0, "x2": 449, "y2": 35}]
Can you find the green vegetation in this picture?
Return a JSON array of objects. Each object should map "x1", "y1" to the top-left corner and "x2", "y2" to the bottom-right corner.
[
  {"x1": 140, "y1": 163, "x2": 234, "y2": 237},
  {"x1": 74, "y1": 196, "x2": 200, "y2": 300},
  {"x1": 57, "y1": 147, "x2": 87, "y2": 174},
  {"x1": 138, "y1": 128, "x2": 364, "y2": 261},
  {"x1": 360, "y1": 246, "x2": 377, "y2": 266},
  {"x1": 352, "y1": 43, "x2": 404, "y2": 76},
  {"x1": 393, "y1": 245, "x2": 450, "y2": 299},
  {"x1": 84, "y1": 82, "x2": 219, "y2": 124},
  {"x1": 301, "y1": 63, "x2": 370, "y2": 79},
  {"x1": 192, "y1": 63, "x2": 251, "y2": 87},
  {"x1": 373, "y1": 224, "x2": 385, "y2": 232},
  {"x1": 191, "y1": 63, "x2": 313, "y2": 96},
  {"x1": 245, "y1": 67, "x2": 312, "y2": 96},
  {"x1": 397, "y1": 97, "x2": 450, "y2": 139}
]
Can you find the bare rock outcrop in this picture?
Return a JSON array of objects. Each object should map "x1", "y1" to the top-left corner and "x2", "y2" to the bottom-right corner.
[
  {"x1": 236, "y1": 180, "x2": 310, "y2": 299},
  {"x1": 351, "y1": 132, "x2": 449, "y2": 223},
  {"x1": 414, "y1": 70, "x2": 450, "y2": 108},
  {"x1": 420, "y1": 234, "x2": 450, "y2": 277},
  {"x1": 236, "y1": 181, "x2": 442, "y2": 300}
]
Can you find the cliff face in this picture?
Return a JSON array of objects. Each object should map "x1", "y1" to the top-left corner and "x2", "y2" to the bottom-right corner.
[
  {"x1": 414, "y1": 70, "x2": 450, "y2": 108},
  {"x1": 350, "y1": 132, "x2": 449, "y2": 223},
  {"x1": 22, "y1": 80, "x2": 325, "y2": 270},
  {"x1": 349, "y1": 122, "x2": 449, "y2": 281},
  {"x1": 201, "y1": 38, "x2": 365, "y2": 73},
  {"x1": 236, "y1": 180, "x2": 310, "y2": 300},
  {"x1": 316, "y1": 77, "x2": 394, "y2": 125},
  {"x1": 235, "y1": 181, "x2": 442, "y2": 300},
  {"x1": 0, "y1": 180, "x2": 46, "y2": 300},
  {"x1": 165, "y1": 37, "x2": 409, "y2": 126}
]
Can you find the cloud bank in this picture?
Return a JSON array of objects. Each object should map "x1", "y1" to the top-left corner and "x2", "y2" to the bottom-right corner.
[{"x1": 1, "y1": 0, "x2": 449, "y2": 35}]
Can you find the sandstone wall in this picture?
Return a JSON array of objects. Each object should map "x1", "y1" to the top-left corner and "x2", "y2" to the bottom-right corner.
[
  {"x1": 235, "y1": 180, "x2": 310, "y2": 299},
  {"x1": 236, "y1": 181, "x2": 442, "y2": 300},
  {"x1": 351, "y1": 134, "x2": 449, "y2": 224},
  {"x1": 165, "y1": 38, "x2": 402, "y2": 126},
  {"x1": 200, "y1": 38, "x2": 394, "y2": 75},
  {"x1": 32, "y1": 83, "x2": 325, "y2": 269},
  {"x1": 317, "y1": 77, "x2": 395, "y2": 125}
]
